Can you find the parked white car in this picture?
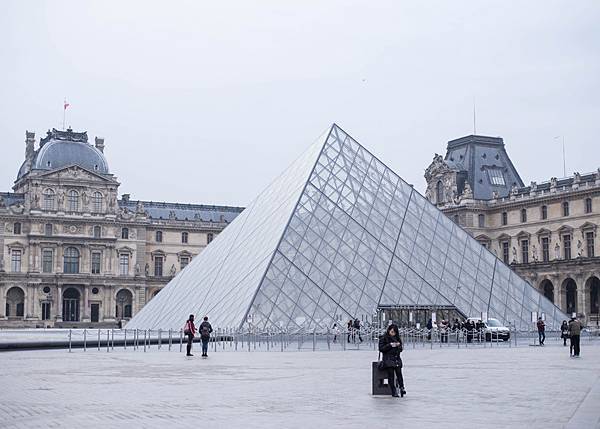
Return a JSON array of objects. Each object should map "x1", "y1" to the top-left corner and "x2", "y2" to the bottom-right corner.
[{"x1": 466, "y1": 317, "x2": 510, "y2": 341}]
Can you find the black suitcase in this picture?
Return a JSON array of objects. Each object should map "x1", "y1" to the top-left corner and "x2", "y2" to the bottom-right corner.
[{"x1": 372, "y1": 362, "x2": 392, "y2": 395}]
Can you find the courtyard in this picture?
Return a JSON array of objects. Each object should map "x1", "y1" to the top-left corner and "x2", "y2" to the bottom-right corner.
[{"x1": 1, "y1": 343, "x2": 599, "y2": 428}]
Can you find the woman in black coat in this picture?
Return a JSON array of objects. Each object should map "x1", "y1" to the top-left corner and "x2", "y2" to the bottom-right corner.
[{"x1": 379, "y1": 324, "x2": 406, "y2": 397}]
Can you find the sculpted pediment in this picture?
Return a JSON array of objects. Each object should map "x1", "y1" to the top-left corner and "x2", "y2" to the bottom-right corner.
[{"x1": 36, "y1": 165, "x2": 117, "y2": 185}]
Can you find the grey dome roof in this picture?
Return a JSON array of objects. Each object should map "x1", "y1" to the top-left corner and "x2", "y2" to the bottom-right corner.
[{"x1": 17, "y1": 128, "x2": 109, "y2": 180}]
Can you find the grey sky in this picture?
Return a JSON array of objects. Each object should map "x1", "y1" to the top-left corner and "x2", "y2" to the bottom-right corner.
[{"x1": 1, "y1": 1, "x2": 599, "y2": 206}]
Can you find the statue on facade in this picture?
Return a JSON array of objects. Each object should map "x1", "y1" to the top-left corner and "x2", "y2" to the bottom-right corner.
[
  {"x1": 136, "y1": 200, "x2": 145, "y2": 214},
  {"x1": 144, "y1": 263, "x2": 150, "y2": 276},
  {"x1": 510, "y1": 184, "x2": 519, "y2": 196},
  {"x1": 57, "y1": 190, "x2": 65, "y2": 208},
  {"x1": 555, "y1": 242, "x2": 560, "y2": 260},
  {"x1": 134, "y1": 263, "x2": 141, "y2": 276},
  {"x1": 532, "y1": 245, "x2": 538, "y2": 262},
  {"x1": 550, "y1": 177, "x2": 558, "y2": 190},
  {"x1": 573, "y1": 172, "x2": 581, "y2": 183},
  {"x1": 461, "y1": 182, "x2": 473, "y2": 199},
  {"x1": 491, "y1": 191, "x2": 499, "y2": 199},
  {"x1": 512, "y1": 247, "x2": 518, "y2": 264},
  {"x1": 0, "y1": 194, "x2": 4, "y2": 208},
  {"x1": 0, "y1": 258, "x2": 4, "y2": 272},
  {"x1": 169, "y1": 264, "x2": 176, "y2": 276},
  {"x1": 577, "y1": 240, "x2": 583, "y2": 257}
]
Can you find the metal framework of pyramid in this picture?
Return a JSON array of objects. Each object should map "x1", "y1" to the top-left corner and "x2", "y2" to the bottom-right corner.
[{"x1": 128, "y1": 124, "x2": 567, "y2": 332}]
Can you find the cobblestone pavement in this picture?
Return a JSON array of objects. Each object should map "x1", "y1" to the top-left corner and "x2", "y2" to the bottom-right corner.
[{"x1": 1, "y1": 343, "x2": 599, "y2": 428}]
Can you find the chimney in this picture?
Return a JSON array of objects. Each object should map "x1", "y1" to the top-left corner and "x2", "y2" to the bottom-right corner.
[
  {"x1": 25, "y1": 131, "x2": 35, "y2": 161},
  {"x1": 95, "y1": 136, "x2": 105, "y2": 153}
]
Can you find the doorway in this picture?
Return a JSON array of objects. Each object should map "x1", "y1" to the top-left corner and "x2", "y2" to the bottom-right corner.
[
  {"x1": 62, "y1": 288, "x2": 81, "y2": 322},
  {"x1": 90, "y1": 303, "x2": 100, "y2": 323}
]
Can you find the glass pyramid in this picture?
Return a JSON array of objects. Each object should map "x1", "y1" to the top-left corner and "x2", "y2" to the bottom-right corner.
[{"x1": 128, "y1": 124, "x2": 567, "y2": 332}]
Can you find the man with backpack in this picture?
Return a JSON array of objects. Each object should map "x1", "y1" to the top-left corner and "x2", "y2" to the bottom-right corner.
[
  {"x1": 199, "y1": 316, "x2": 213, "y2": 357},
  {"x1": 536, "y1": 317, "x2": 546, "y2": 346}
]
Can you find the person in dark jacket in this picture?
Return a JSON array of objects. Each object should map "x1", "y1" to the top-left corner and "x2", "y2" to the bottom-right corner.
[
  {"x1": 353, "y1": 319, "x2": 363, "y2": 343},
  {"x1": 568, "y1": 317, "x2": 583, "y2": 357},
  {"x1": 560, "y1": 320, "x2": 569, "y2": 346},
  {"x1": 537, "y1": 317, "x2": 546, "y2": 345},
  {"x1": 378, "y1": 324, "x2": 406, "y2": 398},
  {"x1": 198, "y1": 316, "x2": 213, "y2": 357},
  {"x1": 183, "y1": 314, "x2": 196, "y2": 357}
]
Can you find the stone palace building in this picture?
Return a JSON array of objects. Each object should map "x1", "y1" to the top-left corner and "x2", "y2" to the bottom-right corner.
[
  {"x1": 425, "y1": 135, "x2": 600, "y2": 325},
  {"x1": 0, "y1": 128, "x2": 243, "y2": 328}
]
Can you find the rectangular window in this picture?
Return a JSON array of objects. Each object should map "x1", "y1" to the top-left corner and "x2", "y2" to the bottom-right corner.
[
  {"x1": 207, "y1": 233, "x2": 214, "y2": 244},
  {"x1": 501, "y1": 212, "x2": 508, "y2": 226},
  {"x1": 585, "y1": 198, "x2": 593, "y2": 214},
  {"x1": 91, "y1": 252, "x2": 101, "y2": 274},
  {"x1": 487, "y1": 168, "x2": 506, "y2": 186},
  {"x1": 478, "y1": 214, "x2": 485, "y2": 228},
  {"x1": 502, "y1": 242, "x2": 510, "y2": 264},
  {"x1": 180, "y1": 256, "x2": 190, "y2": 270},
  {"x1": 182, "y1": 232, "x2": 188, "y2": 244},
  {"x1": 563, "y1": 201, "x2": 570, "y2": 217},
  {"x1": 541, "y1": 205, "x2": 547, "y2": 220},
  {"x1": 121, "y1": 228, "x2": 129, "y2": 239},
  {"x1": 586, "y1": 232, "x2": 595, "y2": 258},
  {"x1": 521, "y1": 209, "x2": 527, "y2": 223},
  {"x1": 154, "y1": 256, "x2": 163, "y2": 277},
  {"x1": 521, "y1": 240, "x2": 529, "y2": 264},
  {"x1": 541, "y1": 237, "x2": 549, "y2": 262},
  {"x1": 14, "y1": 223, "x2": 21, "y2": 235},
  {"x1": 119, "y1": 254, "x2": 129, "y2": 276},
  {"x1": 564, "y1": 234, "x2": 571, "y2": 260},
  {"x1": 45, "y1": 223, "x2": 53, "y2": 236},
  {"x1": 41, "y1": 302, "x2": 51, "y2": 320},
  {"x1": 42, "y1": 249, "x2": 53, "y2": 273},
  {"x1": 11, "y1": 250, "x2": 22, "y2": 272}
]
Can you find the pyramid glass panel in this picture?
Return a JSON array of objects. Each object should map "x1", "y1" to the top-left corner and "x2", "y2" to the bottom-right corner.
[{"x1": 128, "y1": 124, "x2": 568, "y2": 332}]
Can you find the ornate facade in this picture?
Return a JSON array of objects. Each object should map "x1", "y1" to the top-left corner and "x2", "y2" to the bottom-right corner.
[
  {"x1": 425, "y1": 134, "x2": 600, "y2": 325},
  {"x1": 0, "y1": 128, "x2": 243, "y2": 328}
]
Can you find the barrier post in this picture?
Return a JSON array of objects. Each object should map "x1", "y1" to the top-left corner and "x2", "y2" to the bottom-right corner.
[
  {"x1": 158, "y1": 329, "x2": 162, "y2": 350},
  {"x1": 68, "y1": 329, "x2": 72, "y2": 353},
  {"x1": 111, "y1": 329, "x2": 114, "y2": 351},
  {"x1": 144, "y1": 330, "x2": 147, "y2": 352},
  {"x1": 98, "y1": 329, "x2": 101, "y2": 351},
  {"x1": 168, "y1": 329, "x2": 172, "y2": 351},
  {"x1": 106, "y1": 330, "x2": 110, "y2": 353},
  {"x1": 124, "y1": 329, "x2": 127, "y2": 350},
  {"x1": 83, "y1": 329, "x2": 87, "y2": 352},
  {"x1": 179, "y1": 329, "x2": 183, "y2": 353}
]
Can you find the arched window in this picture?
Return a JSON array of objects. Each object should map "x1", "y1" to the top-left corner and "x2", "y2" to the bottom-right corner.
[
  {"x1": 92, "y1": 192, "x2": 103, "y2": 213},
  {"x1": 562, "y1": 201, "x2": 570, "y2": 217},
  {"x1": 93, "y1": 225, "x2": 101, "y2": 238},
  {"x1": 436, "y1": 181, "x2": 444, "y2": 204},
  {"x1": 62, "y1": 288, "x2": 80, "y2": 322},
  {"x1": 155, "y1": 231, "x2": 163, "y2": 242},
  {"x1": 121, "y1": 227, "x2": 129, "y2": 239},
  {"x1": 564, "y1": 279, "x2": 577, "y2": 314},
  {"x1": 182, "y1": 232, "x2": 189, "y2": 244},
  {"x1": 520, "y1": 208, "x2": 527, "y2": 223},
  {"x1": 540, "y1": 279, "x2": 554, "y2": 303},
  {"x1": 6, "y1": 287, "x2": 25, "y2": 318},
  {"x1": 63, "y1": 247, "x2": 80, "y2": 274},
  {"x1": 116, "y1": 289, "x2": 134, "y2": 319},
  {"x1": 68, "y1": 190, "x2": 79, "y2": 212},
  {"x1": 13, "y1": 222, "x2": 21, "y2": 235},
  {"x1": 43, "y1": 188, "x2": 55, "y2": 210}
]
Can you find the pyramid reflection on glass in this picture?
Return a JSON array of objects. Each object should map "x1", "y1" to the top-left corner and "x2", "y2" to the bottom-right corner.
[{"x1": 127, "y1": 124, "x2": 567, "y2": 332}]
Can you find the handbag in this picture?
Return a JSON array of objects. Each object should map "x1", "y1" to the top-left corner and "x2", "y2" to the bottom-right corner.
[{"x1": 377, "y1": 352, "x2": 387, "y2": 370}]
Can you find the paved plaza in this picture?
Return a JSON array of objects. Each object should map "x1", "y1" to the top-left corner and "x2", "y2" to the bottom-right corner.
[{"x1": 1, "y1": 343, "x2": 599, "y2": 428}]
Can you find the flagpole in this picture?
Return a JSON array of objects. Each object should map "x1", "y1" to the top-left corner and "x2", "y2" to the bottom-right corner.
[{"x1": 63, "y1": 98, "x2": 66, "y2": 130}]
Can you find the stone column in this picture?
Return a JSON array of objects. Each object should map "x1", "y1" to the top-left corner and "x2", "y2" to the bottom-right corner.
[
  {"x1": 56, "y1": 284, "x2": 63, "y2": 322},
  {"x1": 83, "y1": 285, "x2": 90, "y2": 322},
  {"x1": 56, "y1": 246, "x2": 63, "y2": 273},
  {"x1": 0, "y1": 284, "x2": 5, "y2": 318},
  {"x1": 105, "y1": 285, "x2": 115, "y2": 321}
]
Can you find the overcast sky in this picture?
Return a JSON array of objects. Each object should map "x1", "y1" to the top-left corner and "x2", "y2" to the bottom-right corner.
[{"x1": 1, "y1": 1, "x2": 599, "y2": 206}]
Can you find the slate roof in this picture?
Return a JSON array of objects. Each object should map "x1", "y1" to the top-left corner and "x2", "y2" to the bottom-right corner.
[
  {"x1": 119, "y1": 200, "x2": 244, "y2": 223},
  {"x1": 445, "y1": 135, "x2": 524, "y2": 200}
]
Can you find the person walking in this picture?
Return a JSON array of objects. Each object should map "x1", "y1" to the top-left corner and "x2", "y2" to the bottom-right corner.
[
  {"x1": 378, "y1": 324, "x2": 406, "y2": 398},
  {"x1": 199, "y1": 316, "x2": 213, "y2": 357},
  {"x1": 560, "y1": 320, "x2": 569, "y2": 347},
  {"x1": 537, "y1": 317, "x2": 546, "y2": 346},
  {"x1": 347, "y1": 320, "x2": 353, "y2": 343},
  {"x1": 332, "y1": 323, "x2": 340, "y2": 343},
  {"x1": 568, "y1": 316, "x2": 583, "y2": 357},
  {"x1": 353, "y1": 319, "x2": 363, "y2": 343},
  {"x1": 183, "y1": 314, "x2": 196, "y2": 357}
]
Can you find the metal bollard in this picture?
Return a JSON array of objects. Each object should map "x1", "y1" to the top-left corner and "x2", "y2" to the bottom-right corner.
[
  {"x1": 158, "y1": 329, "x2": 162, "y2": 350},
  {"x1": 83, "y1": 329, "x2": 87, "y2": 352},
  {"x1": 168, "y1": 329, "x2": 172, "y2": 351},
  {"x1": 144, "y1": 330, "x2": 147, "y2": 352},
  {"x1": 124, "y1": 329, "x2": 127, "y2": 350},
  {"x1": 106, "y1": 330, "x2": 110, "y2": 352},
  {"x1": 111, "y1": 329, "x2": 114, "y2": 351},
  {"x1": 98, "y1": 329, "x2": 101, "y2": 351},
  {"x1": 179, "y1": 329, "x2": 183, "y2": 353},
  {"x1": 313, "y1": 330, "x2": 316, "y2": 352},
  {"x1": 69, "y1": 329, "x2": 72, "y2": 353}
]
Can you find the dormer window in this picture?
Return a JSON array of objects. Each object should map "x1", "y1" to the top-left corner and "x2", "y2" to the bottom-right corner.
[{"x1": 487, "y1": 168, "x2": 506, "y2": 186}]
